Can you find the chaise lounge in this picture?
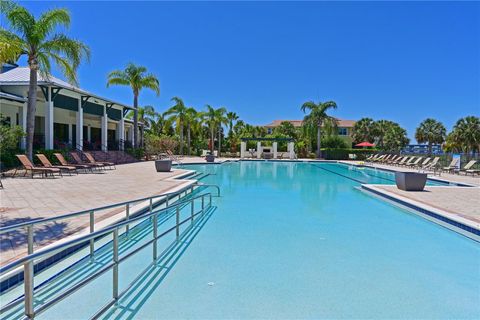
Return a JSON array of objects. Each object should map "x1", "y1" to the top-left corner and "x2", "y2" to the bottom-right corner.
[{"x1": 15, "y1": 155, "x2": 61, "y2": 178}]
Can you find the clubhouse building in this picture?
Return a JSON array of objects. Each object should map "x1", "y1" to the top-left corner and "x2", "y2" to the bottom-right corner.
[{"x1": 0, "y1": 64, "x2": 135, "y2": 151}]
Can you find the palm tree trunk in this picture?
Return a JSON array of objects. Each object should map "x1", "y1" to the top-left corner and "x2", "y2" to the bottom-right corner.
[
  {"x1": 218, "y1": 128, "x2": 221, "y2": 157},
  {"x1": 316, "y1": 123, "x2": 322, "y2": 158},
  {"x1": 210, "y1": 127, "x2": 214, "y2": 153},
  {"x1": 133, "y1": 94, "x2": 138, "y2": 148},
  {"x1": 428, "y1": 142, "x2": 432, "y2": 155},
  {"x1": 26, "y1": 65, "x2": 38, "y2": 161},
  {"x1": 179, "y1": 123, "x2": 184, "y2": 155},
  {"x1": 187, "y1": 123, "x2": 191, "y2": 156}
]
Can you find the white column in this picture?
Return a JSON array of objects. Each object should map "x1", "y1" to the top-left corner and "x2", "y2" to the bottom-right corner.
[
  {"x1": 288, "y1": 142, "x2": 295, "y2": 159},
  {"x1": 119, "y1": 111, "x2": 125, "y2": 150},
  {"x1": 20, "y1": 103, "x2": 27, "y2": 150},
  {"x1": 101, "y1": 106, "x2": 108, "y2": 151},
  {"x1": 240, "y1": 142, "x2": 246, "y2": 158},
  {"x1": 44, "y1": 87, "x2": 54, "y2": 149},
  {"x1": 76, "y1": 98, "x2": 83, "y2": 150},
  {"x1": 273, "y1": 142, "x2": 278, "y2": 159},
  {"x1": 257, "y1": 141, "x2": 262, "y2": 159}
]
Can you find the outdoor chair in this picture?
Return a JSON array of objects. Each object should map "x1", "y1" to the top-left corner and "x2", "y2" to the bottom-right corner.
[
  {"x1": 416, "y1": 157, "x2": 431, "y2": 169},
  {"x1": 456, "y1": 160, "x2": 479, "y2": 176},
  {"x1": 84, "y1": 152, "x2": 116, "y2": 170},
  {"x1": 70, "y1": 152, "x2": 105, "y2": 170},
  {"x1": 442, "y1": 158, "x2": 460, "y2": 173},
  {"x1": 395, "y1": 156, "x2": 410, "y2": 166},
  {"x1": 36, "y1": 154, "x2": 77, "y2": 175},
  {"x1": 54, "y1": 153, "x2": 94, "y2": 172},
  {"x1": 15, "y1": 155, "x2": 61, "y2": 178},
  {"x1": 406, "y1": 157, "x2": 423, "y2": 168}
]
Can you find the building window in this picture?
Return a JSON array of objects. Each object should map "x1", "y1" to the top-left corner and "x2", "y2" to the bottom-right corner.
[
  {"x1": 267, "y1": 128, "x2": 272, "y2": 134},
  {"x1": 338, "y1": 127, "x2": 348, "y2": 136}
]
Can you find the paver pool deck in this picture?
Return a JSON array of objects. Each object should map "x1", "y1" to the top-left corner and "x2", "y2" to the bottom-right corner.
[{"x1": 1, "y1": 158, "x2": 479, "y2": 267}]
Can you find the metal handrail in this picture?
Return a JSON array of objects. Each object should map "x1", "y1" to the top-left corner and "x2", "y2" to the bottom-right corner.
[
  {"x1": 0, "y1": 185, "x2": 197, "y2": 235},
  {"x1": 0, "y1": 192, "x2": 214, "y2": 319},
  {"x1": 194, "y1": 183, "x2": 221, "y2": 197}
]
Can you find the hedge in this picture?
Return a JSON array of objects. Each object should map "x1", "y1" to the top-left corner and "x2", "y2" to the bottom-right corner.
[{"x1": 320, "y1": 148, "x2": 377, "y2": 160}]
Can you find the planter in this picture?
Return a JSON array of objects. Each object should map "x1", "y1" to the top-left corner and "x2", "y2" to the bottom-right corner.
[
  {"x1": 155, "y1": 159, "x2": 172, "y2": 172},
  {"x1": 395, "y1": 172, "x2": 427, "y2": 191},
  {"x1": 205, "y1": 154, "x2": 215, "y2": 163}
]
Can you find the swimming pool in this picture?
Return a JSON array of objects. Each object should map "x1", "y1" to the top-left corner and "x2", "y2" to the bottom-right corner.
[{"x1": 2, "y1": 161, "x2": 479, "y2": 319}]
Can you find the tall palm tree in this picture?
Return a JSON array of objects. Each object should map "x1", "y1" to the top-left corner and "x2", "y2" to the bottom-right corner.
[
  {"x1": 164, "y1": 97, "x2": 188, "y2": 154},
  {"x1": 450, "y1": 116, "x2": 480, "y2": 153},
  {"x1": 184, "y1": 107, "x2": 198, "y2": 156},
  {"x1": 226, "y1": 111, "x2": 239, "y2": 137},
  {"x1": 216, "y1": 108, "x2": 228, "y2": 157},
  {"x1": 202, "y1": 105, "x2": 226, "y2": 154},
  {"x1": 415, "y1": 118, "x2": 446, "y2": 155},
  {"x1": 373, "y1": 120, "x2": 395, "y2": 149},
  {"x1": 107, "y1": 63, "x2": 159, "y2": 148},
  {"x1": 300, "y1": 100, "x2": 338, "y2": 158},
  {"x1": 0, "y1": 2, "x2": 90, "y2": 160}
]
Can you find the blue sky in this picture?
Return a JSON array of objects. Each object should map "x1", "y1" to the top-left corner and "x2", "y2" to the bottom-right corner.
[{"x1": 17, "y1": 1, "x2": 480, "y2": 140}]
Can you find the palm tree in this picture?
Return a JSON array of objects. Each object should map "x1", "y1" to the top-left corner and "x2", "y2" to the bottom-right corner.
[
  {"x1": 184, "y1": 107, "x2": 198, "y2": 155},
  {"x1": 352, "y1": 118, "x2": 376, "y2": 144},
  {"x1": 164, "y1": 97, "x2": 188, "y2": 154},
  {"x1": 202, "y1": 105, "x2": 226, "y2": 154},
  {"x1": 216, "y1": 108, "x2": 228, "y2": 157},
  {"x1": 449, "y1": 116, "x2": 480, "y2": 153},
  {"x1": 125, "y1": 105, "x2": 156, "y2": 148},
  {"x1": 107, "y1": 63, "x2": 159, "y2": 148},
  {"x1": 300, "y1": 100, "x2": 338, "y2": 158},
  {"x1": 0, "y1": 3, "x2": 90, "y2": 160},
  {"x1": 226, "y1": 111, "x2": 239, "y2": 137},
  {"x1": 373, "y1": 120, "x2": 395, "y2": 149},
  {"x1": 415, "y1": 118, "x2": 446, "y2": 155}
]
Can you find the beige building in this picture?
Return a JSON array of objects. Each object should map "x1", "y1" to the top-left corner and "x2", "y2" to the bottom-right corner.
[
  {"x1": 0, "y1": 65, "x2": 135, "y2": 151},
  {"x1": 264, "y1": 119, "x2": 356, "y2": 146}
]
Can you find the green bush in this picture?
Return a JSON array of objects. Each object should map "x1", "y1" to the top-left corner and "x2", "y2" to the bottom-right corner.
[
  {"x1": 321, "y1": 136, "x2": 348, "y2": 149},
  {"x1": 321, "y1": 148, "x2": 377, "y2": 160},
  {"x1": 0, "y1": 124, "x2": 25, "y2": 169},
  {"x1": 126, "y1": 148, "x2": 145, "y2": 160}
]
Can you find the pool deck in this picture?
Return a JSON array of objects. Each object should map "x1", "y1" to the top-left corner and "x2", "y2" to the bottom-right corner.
[{"x1": 1, "y1": 157, "x2": 479, "y2": 267}]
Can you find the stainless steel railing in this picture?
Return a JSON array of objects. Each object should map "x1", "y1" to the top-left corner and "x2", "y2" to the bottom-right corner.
[
  {"x1": 0, "y1": 192, "x2": 215, "y2": 319},
  {"x1": 0, "y1": 184, "x2": 213, "y2": 259}
]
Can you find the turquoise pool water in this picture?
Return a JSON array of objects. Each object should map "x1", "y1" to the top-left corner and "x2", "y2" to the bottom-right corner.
[{"x1": 4, "y1": 161, "x2": 479, "y2": 319}]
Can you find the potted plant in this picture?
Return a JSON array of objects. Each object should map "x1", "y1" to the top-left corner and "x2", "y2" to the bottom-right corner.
[
  {"x1": 205, "y1": 152, "x2": 215, "y2": 163},
  {"x1": 395, "y1": 171, "x2": 427, "y2": 191}
]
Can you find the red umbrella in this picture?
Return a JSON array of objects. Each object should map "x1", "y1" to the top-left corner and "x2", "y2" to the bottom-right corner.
[{"x1": 355, "y1": 141, "x2": 375, "y2": 147}]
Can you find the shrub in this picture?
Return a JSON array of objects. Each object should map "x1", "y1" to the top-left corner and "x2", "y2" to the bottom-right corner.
[
  {"x1": 321, "y1": 136, "x2": 348, "y2": 149},
  {"x1": 0, "y1": 124, "x2": 25, "y2": 169},
  {"x1": 126, "y1": 148, "x2": 145, "y2": 160}
]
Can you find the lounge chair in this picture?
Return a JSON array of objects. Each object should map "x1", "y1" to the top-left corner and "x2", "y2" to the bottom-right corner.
[
  {"x1": 372, "y1": 155, "x2": 386, "y2": 163},
  {"x1": 395, "y1": 156, "x2": 411, "y2": 166},
  {"x1": 83, "y1": 152, "x2": 115, "y2": 170},
  {"x1": 54, "y1": 153, "x2": 93, "y2": 172},
  {"x1": 36, "y1": 154, "x2": 77, "y2": 175},
  {"x1": 416, "y1": 157, "x2": 431, "y2": 169},
  {"x1": 442, "y1": 158, "x2": 460, "y2": 173},
  {"x1": 387, "y1": 155, "x2": 403, "y2": 165},
  {"x1": 405, "y1": 157, "x2": 423, "y2": 168},
  {"x1": 166, "y1": 150, "x2": 183, "y2": 164},
  {"x1": 456, "y1": 160, "x2": 479, "y2": 176},
  {"x1": 15, "y1": 155, "x2": 61, "y2": 178},
  {"x1": 70, "y1": 152, "x2": 105, "y2": 170}
]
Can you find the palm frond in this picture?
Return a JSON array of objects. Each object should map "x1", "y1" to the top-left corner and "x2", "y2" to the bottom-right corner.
[
  {"x1": 35, "y1": 8, "x2": 70, "y2": 40},
  {"x1": 0, "y1": 29, "x2": 26, "y2": 63}
]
